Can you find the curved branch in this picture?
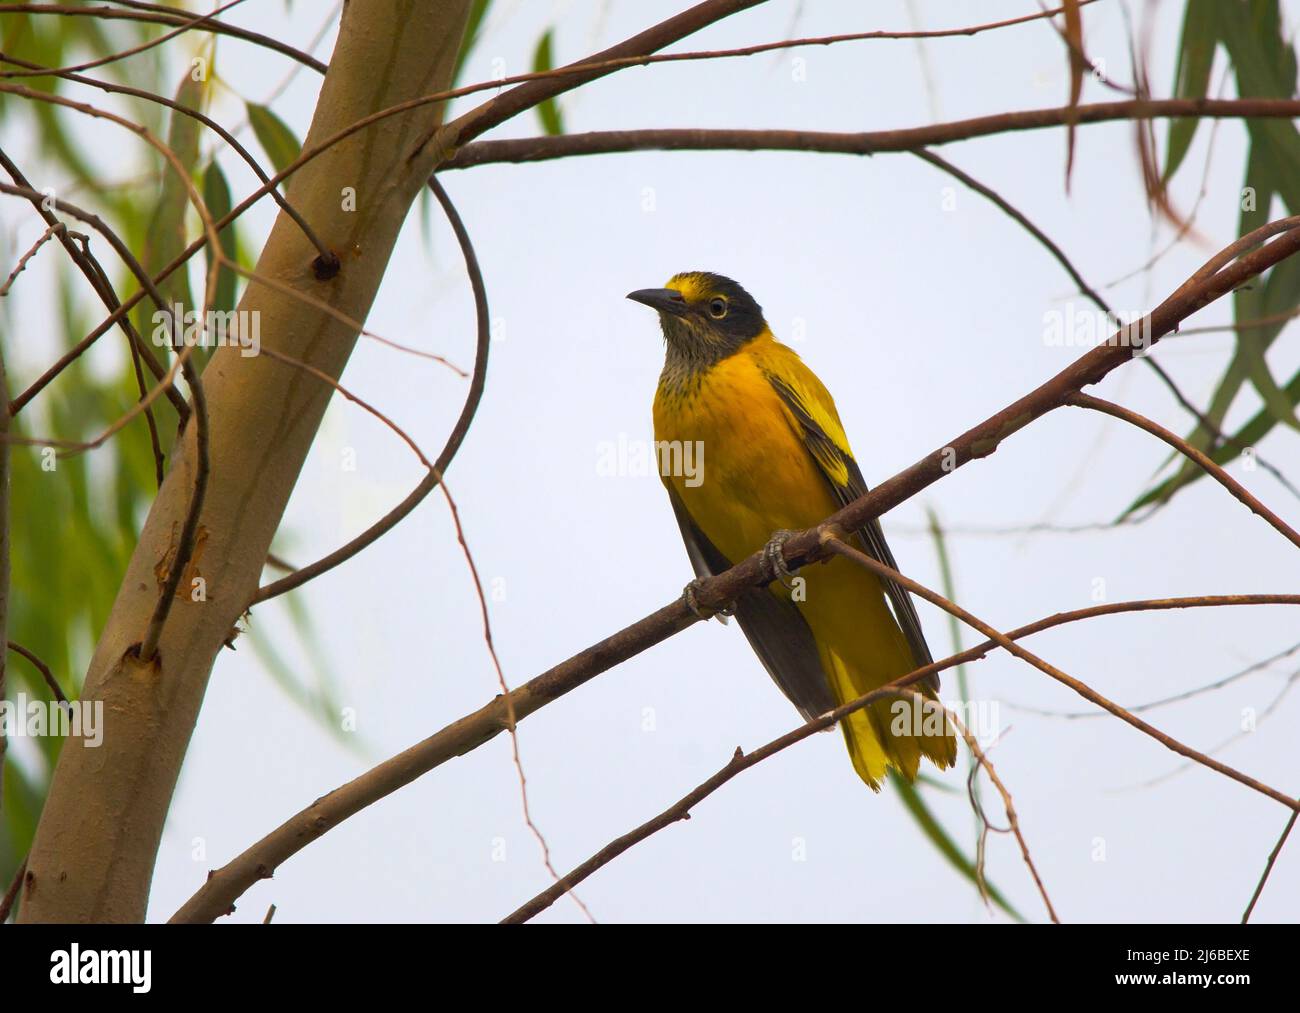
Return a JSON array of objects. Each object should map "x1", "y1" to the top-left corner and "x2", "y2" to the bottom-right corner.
[
  {"x1": 8, "y1": 640, "x2": 68, "y2": 704},
  {"x1": 908, "y1": 146, "x2": 1275, "y2": 480},
  {"x1": 824, "y1": 536, "x2": 1296, "y2": 809},
  {"x1": 250, "y1": 176, "x2": 488, "y2": 604},
  {"x1": 1068, "y1": 393, "x2": 1300, "y2": 551},
  {"x1": 948, "y1": 708, "x2": 1058, "y2": 924}
]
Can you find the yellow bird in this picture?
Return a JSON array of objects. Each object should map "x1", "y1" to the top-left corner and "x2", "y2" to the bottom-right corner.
[{"x1": 629, "y1": 271, "x2": 957, "y2": 790}]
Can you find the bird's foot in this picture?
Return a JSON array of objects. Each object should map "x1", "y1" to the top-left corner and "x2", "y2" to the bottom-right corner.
[
  {"x1": 761, "y1": 530, "x2": 800, "y2": 588},
  {"x1": 682, "y1": 577, "x2": 733, "y2": 624}
]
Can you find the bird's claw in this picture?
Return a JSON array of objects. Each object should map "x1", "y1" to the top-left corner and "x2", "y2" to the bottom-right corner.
[
  {"x1": 761, "y1": 530, "x2": 799, "y2": 588},
  {"x1": 682, "y1": 577, "x2": 733, "y2": 624}
]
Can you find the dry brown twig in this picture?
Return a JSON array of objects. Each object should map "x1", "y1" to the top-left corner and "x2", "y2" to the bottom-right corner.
[{"x1": 0, "y1": 221, "x2": 74, "y2": 296}]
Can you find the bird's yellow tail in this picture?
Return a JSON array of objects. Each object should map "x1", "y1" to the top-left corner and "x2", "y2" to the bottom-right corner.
[{"x1": 825, "y1": 651, "x2": 958, "y2": 791}]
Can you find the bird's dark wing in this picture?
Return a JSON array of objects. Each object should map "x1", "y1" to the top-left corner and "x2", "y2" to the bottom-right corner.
[
  {"x1": 764, "y1": 372, "x2": 938, "y2": 689},
  {"x1": 666, "y1": 486, "x2": 837, "y2": 721}
]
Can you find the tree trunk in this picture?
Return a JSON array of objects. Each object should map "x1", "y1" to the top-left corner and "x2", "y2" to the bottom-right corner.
[{"x1": 19, "y1": 0, "x2": 472, "y2": 922}]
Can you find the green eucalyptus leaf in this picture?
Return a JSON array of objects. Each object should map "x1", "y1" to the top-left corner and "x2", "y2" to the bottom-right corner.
[
  {"x1": 247, "y1": 102, "x2": 303, "y2": 174},
  {"x1": 892, "y1": 772, "x2": 1025, "y2": 922},
  {"x1": 202, "y1": 161, "x2": 239, "y2": 318},
  {"x1": 531, "y1": 30, "x2": 565, "y2": 136},
  {"x1": 1164, "y1": 0, "x2": 1218, "y2": 182}
]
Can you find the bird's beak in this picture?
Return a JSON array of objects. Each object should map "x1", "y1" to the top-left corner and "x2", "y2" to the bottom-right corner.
[{"x1": 627, "y1": 287, "x2": 688, "y2": 317}]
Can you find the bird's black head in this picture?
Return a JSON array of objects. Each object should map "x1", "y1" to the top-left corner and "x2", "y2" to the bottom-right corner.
[{"x1": 627, "y1": 271, "x2": 768, "y2": 369}]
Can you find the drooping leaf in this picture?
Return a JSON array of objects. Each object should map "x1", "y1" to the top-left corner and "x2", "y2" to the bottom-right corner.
[
  {"x1": 531, "y1": 30, "x2": 565, "y2": 136},
  {"x1": 141, "y1": 74, "x2": 202, "y2": 317},
  {"x1": 246, "y1": 102, "x2": 303, "y2": 174},
  {"x1": 452, "y1": 0, "x2": 494, "y2": 85},
  {"x1": 926, "y1": 507, "x2": 983, "y2": 838},
  {"x1": 1164, "y1": 0, "x2": 1218, "y2": 182},
  {"x1": 891, "y1": 772, "x2": 1025, "y2": 922},
  {"x1": 1126, "y1": 0, "x2": 1300, "y2": 513},
  {"x1": 202, "y1": 161, "x2": 239, "y2": 318},
  {"x1": 1062, "y1": 0, "x2": 1086, "y2": 190}
]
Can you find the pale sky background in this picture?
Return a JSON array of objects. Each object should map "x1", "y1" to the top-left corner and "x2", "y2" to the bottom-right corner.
[{"x1": 6, "y1": 0, "x2": 1300, "y2": 924}]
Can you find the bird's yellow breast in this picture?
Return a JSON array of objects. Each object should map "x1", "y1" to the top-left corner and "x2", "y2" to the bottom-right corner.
[{"x1": 652, "y1": 340, "x2": 843, "y2": 564}]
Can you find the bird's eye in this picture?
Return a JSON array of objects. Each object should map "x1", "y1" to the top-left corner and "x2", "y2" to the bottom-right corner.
[{"x1": 708, "y1": 297, "x2": 728, "y2": 319}]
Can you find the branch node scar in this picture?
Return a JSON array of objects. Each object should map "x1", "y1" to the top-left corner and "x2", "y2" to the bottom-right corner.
[{"x1": 312, "y1": 251, "x2": 341, "y2": 281}]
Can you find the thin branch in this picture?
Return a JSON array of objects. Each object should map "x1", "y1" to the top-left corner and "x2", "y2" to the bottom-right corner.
[
  {"x1": 945, "y1": 711, "x2": 1058, "y2": 923},
  {"x1": 62, "y1": 229, "x2": 164, "y2": 484},
  {"x1": 1177, "y1": 305, "x2": 1300, "y2": 337},
  {"x1": 909, "y1": 145, "x2": 1263, "y2": 475},
  {"x1": 1008, "y1": 639, "x2": 1300, "y2": 718},
  {"x1": 823, "y1": 535, "x2": 1297, "y2": 808},
  {"x1": 224, "y1": 261, "x2": 466, "y2": 374},
  {"x1": 134, "y1": 357, "x2": 206, "y2": 663},
  {"x1": 0, "y1": 221, "x2": 67, "y2": 296},
  {"x1": 420, "y1": 0, "x2": 1098, "y2": 160},
  {"x1": 250, "y1": 176, "x2": 488, "y2": 604},
  {"x1": 1125, "y1": 666, "x2": 1300, "y2": 793},
  {"x1": 421, "y1": 0, "x2": 768, "y2": 158},
  {"x1": 431, "y1": 0, "x2": 1104, "y2": 152},
  {"x1": 0, "y1": 52, "x2": 334, "y2": 265},
  {"x1": 440, "y1": 482, "x2": 594, "y2": 923},
  {"x1": 0, "y1": 856, "x2": 25, "y2": 922},
  {"x1": 0, "y1": 0, "x2": 249, "y2": 80},
  {"x1": 1068, "y1": 393, "x2": 1300, "y2": 551},
  {"x1": 7, "y1": 640, "x2": 68, "y2": 704},
  {"x1": 0, "y1": 147, "x2": 188, "y2": 421},
  {"x1": 250, "y1": 342, "x2": 584, "y2": 917},
  {"x1": 1, "y1": 2, "x2": 327, "y2": 74},
  {"x1": 440, "y1": 99, "x2": 1300, "y2": 170},
  {"x1": 2, "y1": 343, "x2": 196, "y2": 454},
  {"x1": 1242, "y1": 809, "x2": 1298, "y2": 923}
]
